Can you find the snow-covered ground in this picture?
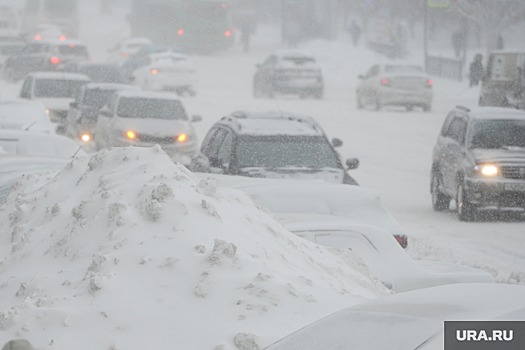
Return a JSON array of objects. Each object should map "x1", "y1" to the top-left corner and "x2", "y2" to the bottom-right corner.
[{"x1": 1, "y1": 1, "x2": 524, "y2": 348}]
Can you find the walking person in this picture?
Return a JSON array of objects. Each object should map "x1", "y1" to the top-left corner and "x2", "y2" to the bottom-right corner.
[
  {"x1": 469, "y1": 53, "x2": 484, "y2": 87},
  {"x1": 348, "y1": 20, "x2": 361, "y2": 46}
]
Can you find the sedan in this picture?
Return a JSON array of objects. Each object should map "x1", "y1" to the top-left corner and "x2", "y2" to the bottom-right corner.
[{"x1": 356, "y1": 64, "x2": 433, "y2": 111}]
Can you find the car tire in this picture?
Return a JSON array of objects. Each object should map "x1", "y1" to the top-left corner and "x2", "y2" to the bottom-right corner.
[
  {"x1": 423, "y1": 104, "x2": 431, "y2": 112},
  {"x1": 431, "y1": 172, "x2": 449, "y2": 211},
  {"x1": 457, "y1": 182, "x2": 476, "y2": 221},
  {"x1": 313, "y1": 89, "x2": 323, "y2": 100}
]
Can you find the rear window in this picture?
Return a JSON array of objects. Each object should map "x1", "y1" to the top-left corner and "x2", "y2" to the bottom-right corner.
[
  {"x1": 58, "y1": 45, "x2": 88, "y2": 57},
  {"x1": 34, "y1": 78, "x2": 87, "y2": 98},
  {"x1": 281, "y1": 56, "x2": 316, "y2": 65},
  {"x1": 385, "y1": 65, "x2": 423, "y2": 73},
  {"x1": 117, "y1": 97, "x2": 187, "y2": 120}
]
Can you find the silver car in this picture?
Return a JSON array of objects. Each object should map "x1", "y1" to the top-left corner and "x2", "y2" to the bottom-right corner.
[{"x1": 356, "y1": 64, "x2": 433, "y2": 111}]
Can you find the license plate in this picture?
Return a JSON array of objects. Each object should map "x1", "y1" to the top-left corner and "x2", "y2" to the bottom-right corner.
[{"x1": 505, "y1": 183, "x2": 525, "y2": 191}]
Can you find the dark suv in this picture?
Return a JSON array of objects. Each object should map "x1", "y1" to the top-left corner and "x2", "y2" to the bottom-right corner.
[
  {"x1": 431, "y1": 106, "x2": 525, "y2": 221},
  {"x1": 4, "y1": 39, "x2": 89, "y2": 82},
  {"x1": 189, "y1": 111, "x2": 359, "y2": 185}
]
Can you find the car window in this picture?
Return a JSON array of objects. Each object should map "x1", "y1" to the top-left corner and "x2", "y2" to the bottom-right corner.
[
  {"x1": 20, "y1": 78, "x2": 33, "y2": 99},
  {"x1": 365, "y1": 65, "x2": 379, "y2": 78},
  {"x1": 116, "y1": 97, "x2": 188, "y2": 120},
  {"x1": 203, "y1": 128, "x2": 227, "y2": 159},
  {"x1": 83, "y1": 89, "x2": 117, "y2": 109},
  {"x1": 440, "y1": 112, "x2": 455, "y2": 137},
  {"x1": 446, "y1": 117, "x2": 467, "y2": 145},
  {"x1": 470, "y1": 119, "x2": 525, "y2": 149},
  {"x1": 217, "y1": 131, "x2": 234, "y2": 165},
  {"x1": 34, "y1": 79, "x2": 87, "y2": 98},
  {"x1": 264, "y1": 55, "x2": 277, "y2": 66},
  {"x1": 235, "y1": 135, "x2": 340, "y2": 169}
]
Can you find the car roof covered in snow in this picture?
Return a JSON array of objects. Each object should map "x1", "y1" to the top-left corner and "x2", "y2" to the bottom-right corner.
[
  {"x1": 216, "y1": 110, "x2": 325, "y2": 136},
  {"x1": 456, "y1": 106, "x2": 525, "y2": 120},
  {"x1": 115, "y1": 89, "x2": 183, "y2": 101}
]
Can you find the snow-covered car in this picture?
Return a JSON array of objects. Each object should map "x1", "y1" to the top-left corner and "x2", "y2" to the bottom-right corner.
[
  {"x1": 120, "y1": 44, "x2": 182, "y2": 77},
  {"x1": 253, "y1": 50, "x2": 324, "y2": 99},
  {"x1": 107, "y1": 37, "x2": 152, "y2": 65},
  {"x1": 189, "y1": 110, "x2": 360, "y2": 185},
  {"x1": 0, "y1": 129, "x2": 82, "y2": 204},
  {"x1": 356, "y1": 64, "x2": 433, "y2": 111},
  {"x1": 65, "y1": 83, "x2": 139, "y2": 145},
  {"x1": 4, "y1": 39, "x2": 90, "y2": 82},
  {"x1": 280, "y1": 214, "x2": 493, "y2": 291},
  {"x1": 131, "y1": 52, "x2": 196, "y2": 96},
  {"x1": 95, "y1": 90, "x2": 201, "y2": 163},
  {"x1": 0, "y1": 99, "x2": 54, "y2": 134},
  {"x1": 264, "y1": 283, "x2": 525, "y2": 350},
  {"x1": 27, "y1": 24, "x2": 67, "y2": 42},
  {"x1": 0, "y1": 41, "x2": 25, "y2": 70},
  {"x1": 431, "y1": 106, "x2": 525, "y2": 221},
  {"x1": 18, "y1": 72, "x2": 91, "y2": 125},
  {"x1": 205, "y1": 176, "x2": 408, "y2": 248},
  {"x1": 479, "y1": 50, "x2": 525, "y2": 109},
  {"x1": 69, "y1": 62, "x2": 129, "y2": 84}
]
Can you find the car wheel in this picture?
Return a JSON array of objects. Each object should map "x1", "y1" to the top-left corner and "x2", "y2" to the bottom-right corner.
[
  {"x1": 406, "y1": 105, "x2": 414, "y2": 111},
  {"x1": 457, "y1": 182, "x2": 477, "y2": 221},
  {"x1": 313, "y1": 89, "x2": 323, "y2": 100},
  {"x1": 431, "y1": 172, "x2": 449, "y2": 211},
  {"x1": 423, "y1": 104, "x2": 431, "y2": 112}
]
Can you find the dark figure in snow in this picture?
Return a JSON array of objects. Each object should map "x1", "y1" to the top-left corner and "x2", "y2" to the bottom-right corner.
[
  {"x1": 2, "y1": 340, "x2": 35, "y2": 350},
  {"x1": 451, "y1": 29, "x2": 465, "y2": 59},
  {"x1": 348, "y1": 20, "x2": 361, "y2": 46},
  {"x1": 469, "y1": 53, "x2": 484, "y2": 87},
  {"x1": 239, "y1": 21, "x2": 253, "y2": 53}
]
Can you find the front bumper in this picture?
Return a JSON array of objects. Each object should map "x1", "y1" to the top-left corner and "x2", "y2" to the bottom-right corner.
[{"x1": 464, "y1": 178, "x2": 525, "y2": 210}]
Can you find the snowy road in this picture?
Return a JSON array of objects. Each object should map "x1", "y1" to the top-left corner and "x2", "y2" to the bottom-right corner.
[{"x1": 2, "y1": 2, "x2": 523, "y2": 286}]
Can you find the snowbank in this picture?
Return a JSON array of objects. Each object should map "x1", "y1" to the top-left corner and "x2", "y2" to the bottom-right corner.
[{"x1": 0, "y1": 146, "x2": 385, "y2": 349}]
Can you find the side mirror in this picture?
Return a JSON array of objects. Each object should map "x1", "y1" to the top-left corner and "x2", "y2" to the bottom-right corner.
[
  {"x1": 127, "y1": 75, "x2": 136, "y2": 82},
  {"x1": 191, "y1": 115, "x2": 202, "y2": 123},
  {"x1": 332, "y1": 138, "x2": 343, "y2": 148},
  {"x1": 56, "y1": 124, "x2": 66, "y2": 135},
  {"x1": 70, "y1": 101, "x2": 78, "y2": 108},
  {"x1": 209, "y1": 156, "x2": 222, "y2": 168},
  {"x1": 346, "y1": 158, "x2": 359, "y2": 170}
]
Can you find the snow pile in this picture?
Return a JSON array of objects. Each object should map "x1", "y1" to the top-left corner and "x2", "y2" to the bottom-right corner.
[{"x1": 0, "y1": 146, "x2": 385, "y2": 349}]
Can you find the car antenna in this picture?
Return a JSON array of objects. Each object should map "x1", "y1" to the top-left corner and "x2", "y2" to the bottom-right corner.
[
  {"x1": 24, "y1": 121, "x2": 37, "y2": 131},
  {"x1": 71, "y1": 145, "x2": 82, "y2": 158}
]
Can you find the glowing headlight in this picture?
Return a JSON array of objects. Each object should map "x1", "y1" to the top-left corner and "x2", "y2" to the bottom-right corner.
[
  {"x1": 477, "y1": 164, "x2": 499, "y2": 177},
  {"x1": 80, "y1": 132, "x2": 92, "y2": 142},
  {"x1": 125, "y1": 130, "x2": 137, "y2": 140},
  {"x1": 176, "y1": 133, "x2": 187, "y2": 142},
  {"x1": 45, "y1": 109, "x2": 50, "y2": 115}
]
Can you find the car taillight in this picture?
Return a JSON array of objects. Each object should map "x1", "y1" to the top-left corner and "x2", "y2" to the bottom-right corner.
[
  {"x1": 426, "y1": 79, "x2": 433, "y2": 88},
  {"x1": 394, "y1": 234, "x2": 408, "y2": 249},
  {"x1": 50, "y1": 56, "x2": 61, "y2": 65},
  {"x1": 177, "y1": 29, "x2": 184, "y2": 36},
  {"x1": 380, "y1": 78, "x2": 390, "y2": 87},
  {"x1": 59, "y1": 35, "x2": 67, "y2": 41},
  {"x1": 151, "y1": 68, "x2": 159, "y2": 75},
  {"x1": 120, "y1": 52, "x2": 129, "y2": 58},
  {"x1": 176, "y1": 133, "x2": 187, "y2": 142},
  {"x1": 125, "y1": 130, "x2": 137, "y2": 140},
  {"x1": 224, "y1": 30, "x2": 232, "y2": 38},
  {"x1": 34, "y1": 34, "x2": 42, "y2": 41}
]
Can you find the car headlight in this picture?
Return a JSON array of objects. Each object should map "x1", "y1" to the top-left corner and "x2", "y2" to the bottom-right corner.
[
  {"x1": 80, "y1": 132, "x2": 93, "y2": 143},
  {"x1": 176, "y1": 133, "x2": 187, "y2": 143},
  {"x1": 475, "y1": 163, "x2": 499, "y2": 177},
  {"x1": 124, "y1": 130, "x2": 137, "y2": 140}
]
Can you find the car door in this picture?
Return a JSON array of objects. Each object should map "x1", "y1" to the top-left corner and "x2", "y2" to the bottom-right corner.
[
  {"x1": 441, "y1": 115, "x2": 468, "y2": 194},
  {"x1": 256, "y1": 55, "x2": 277, "y2": 90}
]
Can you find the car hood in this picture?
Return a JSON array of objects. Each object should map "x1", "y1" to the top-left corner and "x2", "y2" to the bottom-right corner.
[
  {"x1": 238, "y1": 166, "x2": 345, "y2": 183},
  {"x1": 35, "y1": 98, "x2": 75, "y2": 112},
  {"x1": 471, "y1": 148, "x2": 525, "y2": 163},
  {"x1": 113, "y1": 117, "x2": 194, "y2": 136}
]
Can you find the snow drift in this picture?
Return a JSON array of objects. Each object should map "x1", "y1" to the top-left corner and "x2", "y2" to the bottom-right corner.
[{"x1": 0, "y1": 146, "x2": 385, "y2": 349}]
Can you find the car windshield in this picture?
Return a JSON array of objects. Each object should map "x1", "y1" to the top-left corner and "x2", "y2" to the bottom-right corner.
[
  {"x1": 34, "y1": 79, "x2": 87, "y2": 98},
  {"x1": 236, "y1": 135, "x2": 340, "y2": 169},
  {"x1": 469, "y1": 119, "x2": 525, "y2": 149},
  {"x1": 385, "y1": 65, "x2": 423, "y2": 73},
  {"x1": 82, "y1": 89, "x2": 115, "y2": 109},
  {"x1": 80, "y1": 66, "x2": 126, "y2": 83},
  {"x1": 116, "y1": 97, "x2": 188, "y2": 120},
  {"x1": 58, "y1": 45, "x2": 89, "y2": 57}
]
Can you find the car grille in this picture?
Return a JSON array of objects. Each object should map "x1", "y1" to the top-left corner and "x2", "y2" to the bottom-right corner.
[
  {"x1": 137, "y1": 134, "x2": 176, "y2": 144},
  {"x1": 501, "y1": 166, "x2": 525, "y2": 180}
]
